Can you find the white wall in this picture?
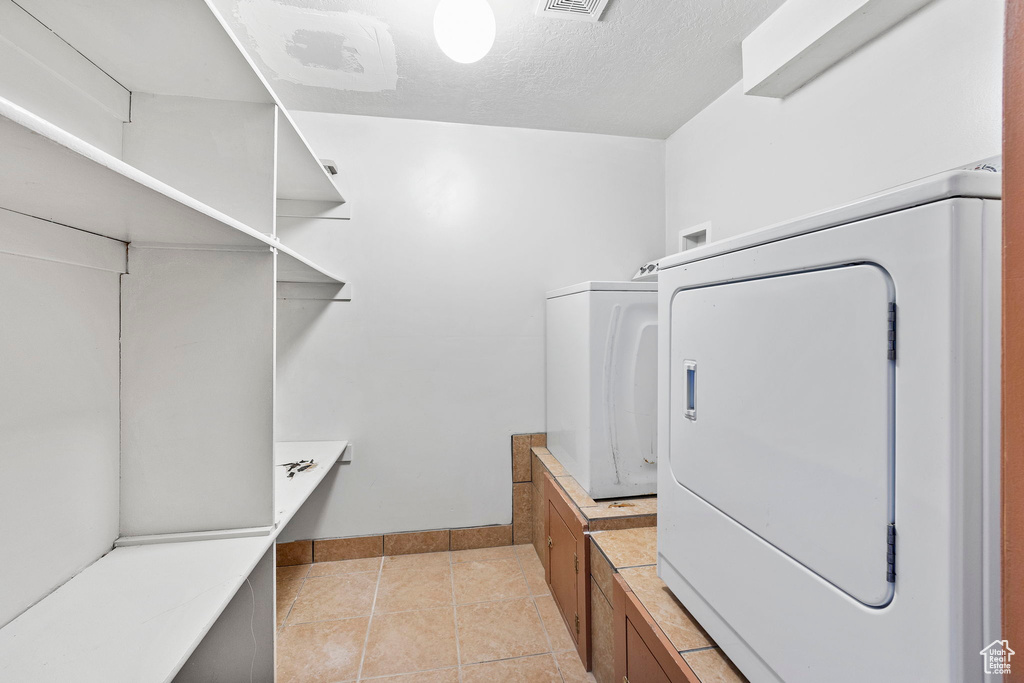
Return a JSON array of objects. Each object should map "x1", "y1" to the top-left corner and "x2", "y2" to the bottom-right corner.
[
  {"x1": 277, "y1": 113, "x2": 665, "y2": 540},
  {"x1": 0, "y1": 212, "x2": 123, "y2": 627},
  {"x1": 665, "y1": 0, "x2": 1003, "y2": 251}
]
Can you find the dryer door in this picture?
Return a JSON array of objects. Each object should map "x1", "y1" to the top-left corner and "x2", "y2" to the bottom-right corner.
[{"x1": 669, "y1": 264, "x2": 894, "y2": 606}]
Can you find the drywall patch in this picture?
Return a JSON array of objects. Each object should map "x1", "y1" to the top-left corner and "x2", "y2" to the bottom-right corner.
[
  {"x1": 287, "y1": 29, "x2": 365, "y2": 73},
  {"x1": 235, "y1": 0, "x2": 397, "y2": 92}
]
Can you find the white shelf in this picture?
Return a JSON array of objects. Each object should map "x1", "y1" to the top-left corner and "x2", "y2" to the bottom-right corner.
[
  {"x1": 14, "y1": 0, "x2": 343, "y2": 204},
  {"x1": 0, "y1": 95, "x2": 343, "y2": 285},
  {"x1": 276, "y1": 441, "x2": 349, "y2": 529},
  {"x1": 0, "y1": 537, "x2": 273, "y2": 683},
  {"x1": 0, "y1": 441, "x2": 349, "y2": 682}
]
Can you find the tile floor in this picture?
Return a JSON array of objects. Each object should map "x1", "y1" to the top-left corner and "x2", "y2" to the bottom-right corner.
[{"x1": 276, "y1": 543, "x2": 596, "y2": 682}]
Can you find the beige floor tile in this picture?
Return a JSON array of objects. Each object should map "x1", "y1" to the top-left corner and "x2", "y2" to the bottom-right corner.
[
  {"x1": 452, "y1": 558, "x2": 531, "y2": 604},
  {"x1": 451, "y1": 546, "x2": 516, "y2": 563},
  {"x1": 555, "y1": 651, "x2": 597, "y2": 683},
  {"x1": 456, "y1": 597, "x2": 550, "y2": 664},
  {"x1": 361, "y1": 607, "x2": 459, "y2": 678},
  {"x1": 276, "y1": 616, "x2": 368, "y2": 683},
  {"x1": 362, "y1": 669, "x2": 460, "y2": 682},
  {"x1": 308, "y1": 557, "x2": 382, "y2": 577},
  {"x1": 277, "y1": 564, "x2": 311, "y2": 582},
  {"x1": 618, "y1": 566, "x2": 713, "y2": 651},
  {"x1": 590, "y1": 527, "x2": 657, "y2": 569},
  {"x1": 461, "y1": 654, "x2": 562, "y2": 682},
  {"x1": 289, "y1": 572, "x2": 378, "y2": 624},
  {"x1": 375, "y1": 567, "x2": 453, "y2": 613},
  {"x1": 382, "y1": 551, "x2": 451, "y2": 571},
  {"x1": 515, "y1": 544, "x2": 550, "y2": 596},
  {"x1": 534, "y1": 595, "x2": 576, "y2": 652},
  {"x1": 682, "y1": 648, "x2": 749, "y2": 683},
  {"x1": 277, "y1": 578, "x2": 304, "y2": 628}
]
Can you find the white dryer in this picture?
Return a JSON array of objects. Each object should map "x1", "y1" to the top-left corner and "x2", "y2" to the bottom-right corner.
[{"x1": 657, "y1": 171, "x2": 1002, "y2": 682}]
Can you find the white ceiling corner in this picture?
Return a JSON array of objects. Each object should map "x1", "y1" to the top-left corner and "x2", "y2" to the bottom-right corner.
[{"x1": 219, "y1": 0, "x2": 786, "y2": 139}]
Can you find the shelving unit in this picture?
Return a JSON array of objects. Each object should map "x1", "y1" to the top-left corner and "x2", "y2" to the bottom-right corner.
[
  {"x1": 276, "y1": 441, "x2": 350, "y2": 529},
  {"x1": 0, "y1": 442, "x2": 349, "y2": 682},
  {"x1": 0, "y1": 538, "x2": 275, "y2": 683},
  {"x1": 13, "y1": 0, "x2": 344, "y2": 206},
  {"x1": 0, "y1": 0, "x2": 352, "y2": 680},
  {"x1": 0, "y1": 96, "x2": 343, "y2": 285}
]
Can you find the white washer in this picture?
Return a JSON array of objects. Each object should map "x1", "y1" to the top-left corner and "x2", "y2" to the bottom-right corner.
[
  {"x1": 546, "y1": 281, "x2": 657, "y2": 499},
  {"x1": 657, "y1": 171, "x2": 1002, "y2": 683}
]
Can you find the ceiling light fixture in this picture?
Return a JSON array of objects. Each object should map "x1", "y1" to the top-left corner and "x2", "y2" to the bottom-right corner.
[{"x1": 433, "y1": 0, "x2": 495, "y2": 64}]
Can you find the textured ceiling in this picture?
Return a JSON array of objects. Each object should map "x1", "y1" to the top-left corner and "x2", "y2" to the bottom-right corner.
[{"x1": 219, "y1": 0, "x2": 785, "y2": 139}]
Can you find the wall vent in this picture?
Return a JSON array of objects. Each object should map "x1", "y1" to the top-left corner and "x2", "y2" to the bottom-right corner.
[{"x1": 536, "y1": 0, "x2": 611, "y2": 22}]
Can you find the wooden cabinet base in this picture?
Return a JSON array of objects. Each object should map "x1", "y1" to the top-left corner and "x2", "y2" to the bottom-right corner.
[
  {"x1": 544, "y1": 471, "x2": 591, "y2": 669},
  {"x1": 613, "y1": 574, "x2": 700, "y2": 683}
]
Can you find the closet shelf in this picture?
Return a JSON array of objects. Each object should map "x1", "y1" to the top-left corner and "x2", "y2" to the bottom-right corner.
[
  {"x1": 0, "y1": 440, "x2": 349, "y2": 682},
  {"x1": 0, "y1": 536, "x2": 273, "y2": 683},
  {"x1": 276, "y1": 441, "x2": 349, "y2": 529},
  {"x1": 0, "y1": 96, "x2": 343, "y2": 285},
  {"x1": 13, "y1": 0, "x2": 343, "y2": 204}
]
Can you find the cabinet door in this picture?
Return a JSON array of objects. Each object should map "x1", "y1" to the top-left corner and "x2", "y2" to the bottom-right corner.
[
  {"x1": 549, "y1": 500, "x2": 579, "y2": 640},
  {"x1": 626, "y1": 620, "x2": 672, "y2": 683},
  {"x1": 613, "y1": 574, "x2": 699, "y2": 683},
  {"x1": 544, "y1": 473, "x2": 591, "y2": 669}
]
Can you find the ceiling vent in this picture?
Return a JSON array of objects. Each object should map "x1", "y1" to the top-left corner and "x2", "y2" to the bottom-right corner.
[{"x1": 536, "y1": 0, "x2": 610, "y2": 22}]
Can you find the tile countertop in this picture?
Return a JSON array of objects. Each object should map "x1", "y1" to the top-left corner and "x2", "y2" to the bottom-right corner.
[
  {"x1": 531, "y1": 447, "x2": 658, "y2": 531},
  {"x1": 590, "y1": 527, "x2": 749, "y2": 683}
]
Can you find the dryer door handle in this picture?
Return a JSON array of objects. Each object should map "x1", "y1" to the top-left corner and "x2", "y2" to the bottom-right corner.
[{"x1": 683, "y1": 359, "x2": 697, "y2": 421}]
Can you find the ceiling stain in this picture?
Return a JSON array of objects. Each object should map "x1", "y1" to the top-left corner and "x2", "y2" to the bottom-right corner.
[{"x1": 234, "y1": 0, "x2": 397, "y2": 92}]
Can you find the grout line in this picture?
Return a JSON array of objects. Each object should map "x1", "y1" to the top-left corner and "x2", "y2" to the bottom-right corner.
[
  {"x1": 615, "y1": 561, "x2": 658, "y2": 570},
  {"x1": 448, "y1": 550, "x2": 464, "y2": 683},
  {"x1": 362, "y1": 652, "x2": 563, "y2": 682},
  {"x1": 461, "y1": 652, "x2": 570, "y2": 677},
  {"x1": 287, "y1": 592, "x2": 549, "y2": 625},
  {"x1": 355, "y1": 561, "x2": 384, "y2": 682},
  {"x1": 281, "y1": 614, "x2": 374, "y2": 627},
  {"x1": 679, "y1": 644, "x2": 718, "y2": 654},
  {"x1": 360, "y1": 665, "x2": 460, "y2": 681},
  {"x1": 277, "y1": 564, "x2": 312, "y2": 632},
  {"x1": 514, "y1": 548, "x2": 558, "y2": 662}
]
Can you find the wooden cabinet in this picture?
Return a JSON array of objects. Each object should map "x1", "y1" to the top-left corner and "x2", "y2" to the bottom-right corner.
[
  {"x1": 544, "y1": 472, "x2": 591, "y2": 669},
  {"x1": 613, "y1": 574, "x2": 699, "y2": 683}
]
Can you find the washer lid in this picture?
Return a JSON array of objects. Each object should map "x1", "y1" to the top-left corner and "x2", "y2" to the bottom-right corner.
[
  {"x1": 546, "y1": 281, "x2": 657, "y2": 299},
  {"x1": 668, "y1": 264, "x2": 895, "y2": 606}
]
